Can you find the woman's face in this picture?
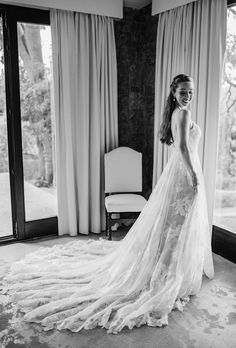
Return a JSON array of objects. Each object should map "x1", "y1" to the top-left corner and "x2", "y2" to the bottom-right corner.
[{"x1": 174, "y1": 81, "x2": 194, "y2": 109}]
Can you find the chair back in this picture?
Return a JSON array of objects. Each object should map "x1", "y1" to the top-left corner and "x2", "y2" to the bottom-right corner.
[{"x1": 105, "y1": 147, "x2": 142, "y2": 193}]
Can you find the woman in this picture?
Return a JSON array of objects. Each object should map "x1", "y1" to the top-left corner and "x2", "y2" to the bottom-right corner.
[{"x1": 2, "y1": 74, "x2": 214, "y2": 334}]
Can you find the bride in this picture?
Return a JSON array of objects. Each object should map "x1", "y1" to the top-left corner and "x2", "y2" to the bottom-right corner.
[{"x1": 2, "y1": 74, "x2": 214, "y2": 334}]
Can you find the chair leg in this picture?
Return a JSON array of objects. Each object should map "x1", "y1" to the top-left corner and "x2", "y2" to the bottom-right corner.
[
  {"x1": 105, "y1": 211, "x2": 108, "y2": 237},
  {"x1": 106, "y1": 211, "x2": 112, "y2": 240}
]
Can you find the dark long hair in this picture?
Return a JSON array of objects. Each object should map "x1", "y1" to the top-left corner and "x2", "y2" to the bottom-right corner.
[{"x1": 159, "y1": 74, "x2": 193, "y2": 145}]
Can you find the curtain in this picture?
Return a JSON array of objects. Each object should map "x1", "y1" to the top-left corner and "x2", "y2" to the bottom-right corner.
[
  {"x1": 153, "y1": 0, "x2": 227, "y2": 227},
  {"x1": 50, "y1": 9, "x2": 118, "y2": 236}
]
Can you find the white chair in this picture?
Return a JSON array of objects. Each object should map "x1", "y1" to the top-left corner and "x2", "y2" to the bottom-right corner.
[{"x1": 104, "y1": 147, "x2": 147, "y2": 240}]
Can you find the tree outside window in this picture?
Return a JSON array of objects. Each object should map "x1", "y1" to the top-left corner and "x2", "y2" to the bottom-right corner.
[{"x1": 214, "y1": 6, "x2": 236, "y2": 233}]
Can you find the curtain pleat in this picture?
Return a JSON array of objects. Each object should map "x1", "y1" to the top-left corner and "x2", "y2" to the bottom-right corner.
[
  {"x1": 51, "y1": 10, "x2": 118, "y2": 236},
  {"x1": 153, "y1": 0, "x2": 227, "y2": 226}
]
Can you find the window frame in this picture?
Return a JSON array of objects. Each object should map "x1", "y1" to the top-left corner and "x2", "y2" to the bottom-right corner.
[
  {"x1": 0, "y1": 3, "x2": 58, "y2": 242},
  {"x1": 212, "y1": 0, "x2": 236, "y2": 264}
]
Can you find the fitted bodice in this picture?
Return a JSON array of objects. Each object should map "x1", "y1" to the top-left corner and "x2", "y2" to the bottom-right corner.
[
  {"x1": 188, "y1": 121, "x2": 201, "y2": 153},
  {"x1": 172, "y1": 121, "x2": 201, "y2": 154}
]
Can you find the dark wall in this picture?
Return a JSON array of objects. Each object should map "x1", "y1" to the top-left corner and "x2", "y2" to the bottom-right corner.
[{"x1": 114, "y1": 5, "x2": 158, "y2": 198}]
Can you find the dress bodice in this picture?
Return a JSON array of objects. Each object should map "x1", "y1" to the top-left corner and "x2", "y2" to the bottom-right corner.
[
  {"x1": 173, "y1": 121, "x2": 201, "y2": 154},
  {"x1": 188, "y1": 122, "x2": 201, "y2": 153}
]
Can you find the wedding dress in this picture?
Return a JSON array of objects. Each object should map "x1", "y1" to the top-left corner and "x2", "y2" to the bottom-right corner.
[{"x1": 2, "y1": 121, "x2": 214, "y2": 334}]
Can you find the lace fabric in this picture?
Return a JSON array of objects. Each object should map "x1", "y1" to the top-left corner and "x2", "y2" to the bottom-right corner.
[{"x1": 1, "y1": 122, "x2": 214, "y2": 334}]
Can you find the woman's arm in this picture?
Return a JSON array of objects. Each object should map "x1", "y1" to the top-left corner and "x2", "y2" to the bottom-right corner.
[{"x1": 175, "y1": 109, "x2": 199, "y2": 191}]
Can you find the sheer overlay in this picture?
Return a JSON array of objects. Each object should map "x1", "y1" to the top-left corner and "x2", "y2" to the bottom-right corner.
[{"x1": 1, "y1": 122, "x2": 214, "y2": 334}]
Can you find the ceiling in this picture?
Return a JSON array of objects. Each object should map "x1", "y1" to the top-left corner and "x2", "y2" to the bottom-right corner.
[{"x1": 123, "y1": 0, "x2": 152, "y2": 9}]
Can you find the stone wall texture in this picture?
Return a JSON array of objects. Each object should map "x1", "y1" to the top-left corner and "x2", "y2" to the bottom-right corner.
[{"x1": 114, "y1": 5, "x2": 158, "y2": 198}]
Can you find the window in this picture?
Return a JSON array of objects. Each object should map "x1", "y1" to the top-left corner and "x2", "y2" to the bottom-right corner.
[
  {"x1": 0, "y1": 5, "x2": 57, "y2": 241},
  {"x1": 18, "y1": 22, "x2": 57, "y2": 222},
  {"x1": 0, "y1": 14, "x2": 13, "y2": 238},
  {"x1": 213, "y1": 5, "x2": 236, "y2": 234}
]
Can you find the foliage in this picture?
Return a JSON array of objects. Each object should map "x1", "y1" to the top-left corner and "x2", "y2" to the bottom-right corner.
[
  {"x1": 0, "y1": 23, "x2": 54, "y2": 185},
  {"x1": 21, "y1": 71, "x2": 52, "y2": 141},
  {"x1": 216, "y1": 7, "x2": 236, "y2": 191},
  {"x1": 0, "y1": 118, "x2": 8, "y2": 173},
  {"x1": 215, "y1": 189, "x2": 236, "y2": 208}
]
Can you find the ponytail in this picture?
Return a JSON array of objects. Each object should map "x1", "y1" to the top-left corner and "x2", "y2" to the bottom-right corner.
[{"x1": 159, "y1": 74, "x2": 193, "y2": 145}]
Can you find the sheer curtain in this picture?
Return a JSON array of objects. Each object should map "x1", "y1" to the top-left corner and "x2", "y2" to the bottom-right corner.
[
  {"x1": 50, "y1": 9, "x2": 118, "y2": 236},
  {"x1": 153, "y1": 0, "x2": 227, "y2": 226}
]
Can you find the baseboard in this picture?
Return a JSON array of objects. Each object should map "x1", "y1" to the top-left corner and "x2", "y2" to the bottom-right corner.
[{"x1": 212, "y1": 226, "x2": 236, "y2": 264}]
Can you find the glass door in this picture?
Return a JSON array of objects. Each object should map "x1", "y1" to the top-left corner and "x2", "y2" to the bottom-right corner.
[
  {"x1": 0, "y1": 14, "x2": 13, "y2": 239},
  {"x1": 0, "y1": 4, "x2": 58, "y2": 241},
  {"x1": 17, "y1": 22, "x2": 57, "y2": 223},
  {"x1": 213, "y1": 5, "x2": 236, "y2": 234}
]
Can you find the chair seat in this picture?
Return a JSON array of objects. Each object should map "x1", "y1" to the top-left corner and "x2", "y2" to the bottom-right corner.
[{"x1": 105, "y1": 194, "x2": 147, "y2": 213}]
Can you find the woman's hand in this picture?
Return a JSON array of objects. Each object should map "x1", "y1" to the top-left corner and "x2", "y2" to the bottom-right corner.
[{"x1": 191, "y1": 172, "x2": 199, "y2": 192}]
